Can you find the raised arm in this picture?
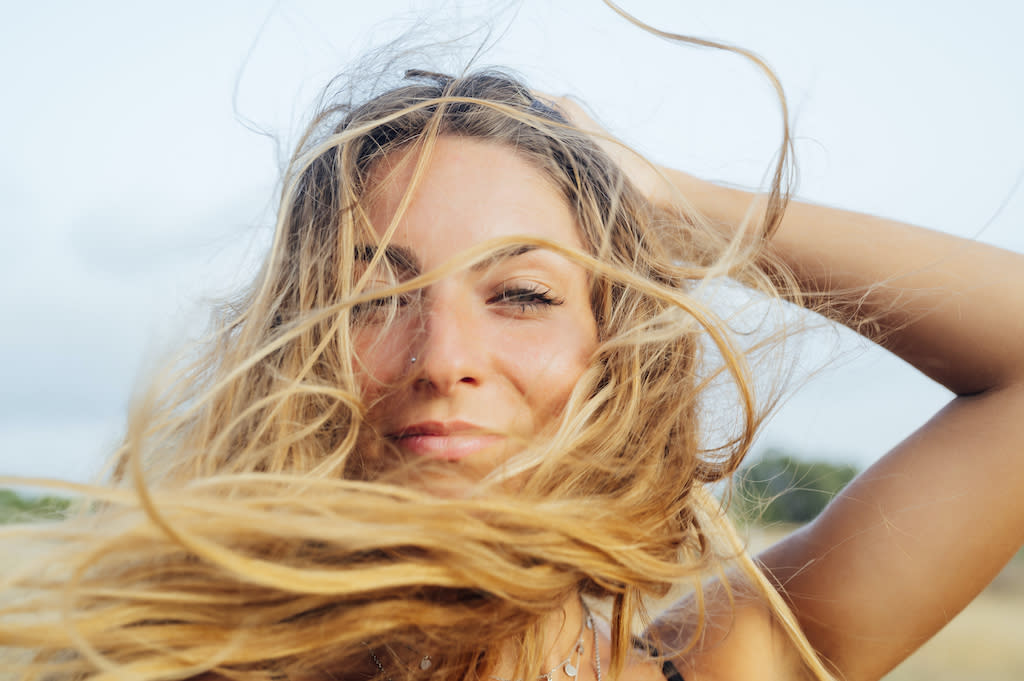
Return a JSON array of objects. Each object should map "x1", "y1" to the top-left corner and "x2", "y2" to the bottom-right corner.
[
  {"x1": 556, "y1": 94, "x2": 1024, "y2": 679},
  {"x1": 661, "y1": 170, "x2": 1024, "y2": 680},
  {"x1": 684, "y1": 170, "x2": 1024, "y2": 672}
]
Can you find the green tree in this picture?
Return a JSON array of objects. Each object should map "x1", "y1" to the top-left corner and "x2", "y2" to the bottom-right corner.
[
  {"x1": 0, "y1": 488, "x2": 72, "y2": 524},
  {"x1": 733, "y1": 450, "x2": 858, "y2": 525}
]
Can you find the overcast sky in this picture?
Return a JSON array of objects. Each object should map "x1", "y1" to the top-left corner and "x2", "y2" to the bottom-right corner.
[{"x1": 1, "y1": 1, "x2": 1022, "y2": 484}]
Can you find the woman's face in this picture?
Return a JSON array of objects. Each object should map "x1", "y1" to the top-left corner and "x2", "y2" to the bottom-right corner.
[{"x1": 355, "y1": 135, "x2": 598, "y2": 482}]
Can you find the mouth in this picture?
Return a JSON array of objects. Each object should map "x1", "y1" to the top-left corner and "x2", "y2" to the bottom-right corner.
[{"x1": 389, "y1": 421, "x2": 504, "y2": 461}]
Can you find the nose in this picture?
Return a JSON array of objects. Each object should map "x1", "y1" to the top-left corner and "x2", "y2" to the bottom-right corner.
[{"x1": 410, "y1": 284, "x2": 486, "y2": 395}]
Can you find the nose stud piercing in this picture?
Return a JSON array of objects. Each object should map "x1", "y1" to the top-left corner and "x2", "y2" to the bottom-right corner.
[{"x1": 410, "y1": 356, "x2": 417, "y2": 364}]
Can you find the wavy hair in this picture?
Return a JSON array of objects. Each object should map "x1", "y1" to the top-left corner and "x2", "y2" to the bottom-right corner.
[{"x1": 0, "y1": 27, "x2": 842, "y2": 681}]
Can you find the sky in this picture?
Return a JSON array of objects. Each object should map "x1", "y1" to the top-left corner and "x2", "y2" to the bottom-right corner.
[{"x1": 1, "y1": 0, "x2": 1022, "y2": 484}]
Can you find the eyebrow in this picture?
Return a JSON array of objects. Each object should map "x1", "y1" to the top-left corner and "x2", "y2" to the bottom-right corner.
[
  {"x1": 354, "y1": 243, "x2": 543, "y2": 275},
  {"x1": 469, "y1": 244, "x2": 540, "y2": 272},
  {"x1": 354, "y1": 244, "x2": 421, "y2": 275}
]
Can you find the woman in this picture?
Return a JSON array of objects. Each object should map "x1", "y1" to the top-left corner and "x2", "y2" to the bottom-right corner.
[{"x1": 3, "y1": 10, "x2": 1023, "y2": 681}]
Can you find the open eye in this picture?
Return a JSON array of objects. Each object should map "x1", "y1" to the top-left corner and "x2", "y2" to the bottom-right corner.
[{"x1": 488, "y1": 284, "x2": 564, "y2": 313}]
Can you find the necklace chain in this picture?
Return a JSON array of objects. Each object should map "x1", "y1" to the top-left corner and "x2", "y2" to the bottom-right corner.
[
  {"x1": 490, "y1": 602, "x2": 599, "y2": 681},
  {"x1": 366, "y1": 644, "x2": 432, "y2": 681},
  {"x1": 365, "y1": 602, "x2": 600, "y2": 681}
]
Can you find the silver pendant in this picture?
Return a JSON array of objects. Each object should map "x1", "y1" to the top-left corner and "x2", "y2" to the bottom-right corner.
[
  {"x1": 420, "y1": 656, "x2": 433, "y2": 671},
  {"x1": 564, "y1": 663, "x2": 577, "y2": 677}
]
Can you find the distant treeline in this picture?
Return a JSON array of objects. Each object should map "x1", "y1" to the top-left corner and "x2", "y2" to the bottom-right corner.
[
  {"x1": 0, "y1": 489, "x2": 72, "y2": 524},
  {"x1": 733, "y1": 450, "x2": 859, "y2": 524},
  {"x1": 1, "y1": 452, "x2": 856, "y2": 526}
]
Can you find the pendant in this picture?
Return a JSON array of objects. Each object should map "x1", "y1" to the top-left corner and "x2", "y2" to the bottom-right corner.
[
  {"x1": 420, "y1": 656, "x2": 433, "y2": 671},
  {"x1": 564, "y1": 663, "x2": 577, "y2": 677}
]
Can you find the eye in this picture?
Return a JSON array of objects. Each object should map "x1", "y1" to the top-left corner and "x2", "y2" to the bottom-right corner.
[
  {"x1": 488, "y1": 284, "x2": 565, "y2": 313},
  {"x1": 351, "y1": 291, "x2": 418, "y2": 323}
]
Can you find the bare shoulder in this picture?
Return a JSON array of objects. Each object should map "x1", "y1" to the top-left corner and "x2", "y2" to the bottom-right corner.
[{"x1": 648, "y1": 594, "x2": 807, "y2": 681}]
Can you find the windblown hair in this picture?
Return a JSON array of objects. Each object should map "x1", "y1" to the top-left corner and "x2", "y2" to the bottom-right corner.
[{"x1": 0, "y1": 28, "x2": 843, "y2": 681}]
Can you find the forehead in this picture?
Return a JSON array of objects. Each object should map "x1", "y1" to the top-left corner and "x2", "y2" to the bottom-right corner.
[{"x1": 365, "y1": 136, "x2": 582, "y2": 268}]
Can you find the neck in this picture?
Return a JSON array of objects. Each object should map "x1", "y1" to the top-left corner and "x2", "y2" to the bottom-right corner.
[
  {"x1": 352, "y1": 594, "x2": 605, "y2": 681},
  {"x1": 491, "y1": 593, "x2": 601, "y2": 681}
]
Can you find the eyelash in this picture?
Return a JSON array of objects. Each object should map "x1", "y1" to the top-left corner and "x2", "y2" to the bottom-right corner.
[
  {"x1": 352, "y1": 284, "x2": 563, "y2": 320},
  {"x1": 351, "y1": 292, "x2": 417, "y2": 321},
  {"x1": 489, "y1": 284, "x2": 565, "y2": 312}
]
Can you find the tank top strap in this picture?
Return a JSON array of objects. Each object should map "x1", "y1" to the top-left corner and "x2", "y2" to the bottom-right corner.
[{"x1": 630, "y1": 636, "x2": 686, "y2": 681}]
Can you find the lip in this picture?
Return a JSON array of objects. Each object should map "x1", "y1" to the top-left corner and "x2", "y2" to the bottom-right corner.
[{"x1": 389, "y1": 421, "x2": 503, "y2": 461}]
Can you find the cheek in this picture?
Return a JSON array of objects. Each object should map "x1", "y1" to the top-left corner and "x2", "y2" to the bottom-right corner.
[
  {"x1": 351, "y1": 325, "x2": 409, "y2": 400},
  {"x1": 514, "y1": 323, "x2": 596, "y2": 420}
]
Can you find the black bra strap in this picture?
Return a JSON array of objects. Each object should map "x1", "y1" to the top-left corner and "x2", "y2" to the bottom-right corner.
[
  {"x1": 631, "y1": 636, "x2": 686, "y2": 681},
  {"x1": 659, "y1": 657, "x2": 686, "y2": 681}
]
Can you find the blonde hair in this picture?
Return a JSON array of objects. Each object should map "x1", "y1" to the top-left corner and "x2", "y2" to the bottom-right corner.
[{"x1": 0, "y1": 21, "x2": 842, "y2": 681}]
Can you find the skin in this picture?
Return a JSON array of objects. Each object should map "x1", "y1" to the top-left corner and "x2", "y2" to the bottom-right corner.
[
  {"x1": 355, "y1": 136, "x2": 598, "y2": 485},
  {"x1": 354, "y1": 114, "x2": 1024, "y2": 681},
  {"x1": 352, "y1": 136, "x2": 671, "y2": 680},
  {"x1": 623, "y1": 152, "x2": 1024, "y2": 681}
]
